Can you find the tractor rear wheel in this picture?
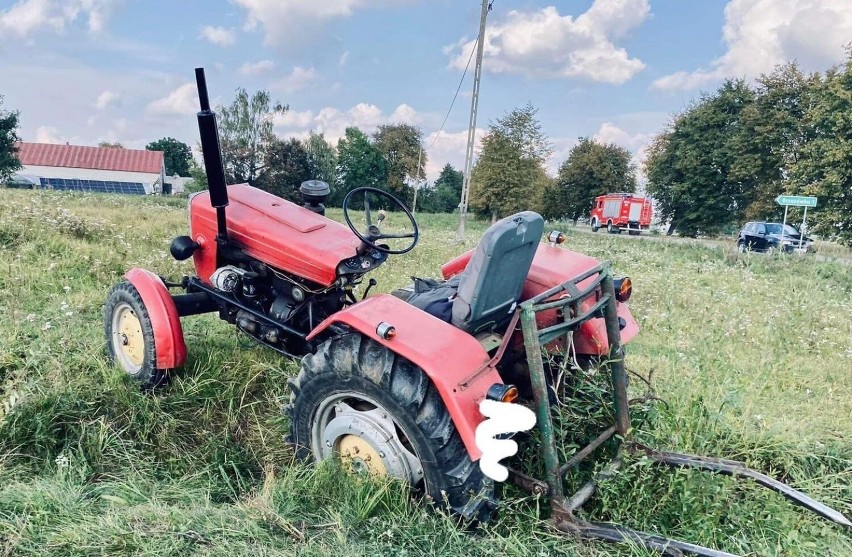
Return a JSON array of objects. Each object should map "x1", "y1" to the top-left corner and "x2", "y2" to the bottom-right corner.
[
  {"x1": 104, "y1": 281, "x2": 169, "y2": 389},
  {"x1": 286, "y1": 333, "x2": 494, "y2": 521}
]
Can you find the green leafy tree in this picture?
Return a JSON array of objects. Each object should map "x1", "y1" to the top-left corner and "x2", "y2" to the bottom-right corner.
[
  {"x1": 218, "y1": 88, "x2": 287, "y2": 185},
  {"x1": 373, "y1": 123, "x2": 425, "y2": 205},
  {"x1": 731, "y1": 63, "x2": 818, "y2": 220},
  {"x1": 470, "y1": 105, "x2": 551, "y2": 221},
  {"x1": 0, "y1": 96, "x2": 21, "y2": 184},
  {"x1": 255, "y1": 138, "x2": 312, "y2": 202},
  {"x1": 98, "y1": 141, "x2": 124, "y2": 148},
  {"x1": 544, "y1": 138, "x2": 636, "y2": 222},
  {"x1": 146, "y1": 137, "x2": 193, "y2": 177},
  {"x1": 334, "y1": 127, "x2": 388, "y2": 206},
  {"x1": 645, "y1": 79, "x2": 755, "y2": 236},
  {"x1": 185, "y1": 159, "x2": 208, "y2": 194},
  {"x1": 304, "y1": 132, "x2": 337, "y2": 185},
  {"x1": 789, "y1": 57, "x2": 852, "y2": 246},
  {"x1": 418, "y1": 163, "x2": 463, "y2": 213},
  {"x1": 492, "y1": 103, "x2": 552, "y2": 163}
]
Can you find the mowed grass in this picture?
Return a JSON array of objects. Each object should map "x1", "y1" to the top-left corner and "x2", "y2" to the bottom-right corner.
[{"x1": 0, "y1": 189, "x2": 850, "y2": 556}]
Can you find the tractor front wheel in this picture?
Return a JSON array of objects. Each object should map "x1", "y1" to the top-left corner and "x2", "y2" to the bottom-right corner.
[
  {"x1": 104, "y1": 281, "x2": 169, "y2": 389},
  {"x1": 286, "y1": 333, "x2": 494, "y2": 521}
]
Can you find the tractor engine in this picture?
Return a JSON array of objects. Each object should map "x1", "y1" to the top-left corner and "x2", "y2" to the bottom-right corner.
[{"x1": 209, "y1": 262, "x2": 345, "y2": 354}]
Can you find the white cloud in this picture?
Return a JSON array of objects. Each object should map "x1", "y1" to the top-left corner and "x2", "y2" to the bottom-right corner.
[
  {"x1": 33, "y1": 125, "x2": 64, "y2": 144},
  {"x1": 653, "y1": 0, "x2": 852, "y2": 91},
  {"x1": 271, "y1": 66, "x2": 319, "y2": 93},
  {"x1": 421, "y1": 128, "x2": 484, "y2": 181},
  {"x1": 239, "y1": 59, "x2": 275, "y2": 75},
  {"x1": 390, "y1": 104, "x2": 419, "y2": 124},
  {"x1": 95, "y1": 90, "x2": 119, "y2": 109},
  {"x1": 446, "y1": 1, "x2": 650, "y2": 84},
  {"x1": 338, "y1": 51, "x2": 350, "y2": 68},
  {"x1": 234, "y1": 0, "x2": 395, "y2": 45},
  {"x1": 200, "y1": 25, "x2": 236, "y2": 46},
  {"x1": 146, "y1": 83, "x2": 198, "y2": 116},
  {"x1": 272, "y1": 109, "x2": 315, "y2": 129},
  {"x1": 273, "y1": 102, "x2": 418, "y2": 146},
  {"x1": 0, "y1": 0, "x2": 114, "y2": 36}
]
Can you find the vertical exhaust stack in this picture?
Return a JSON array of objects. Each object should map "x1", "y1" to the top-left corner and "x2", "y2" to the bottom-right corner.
[{"x1": 195, "y1": 67, "x2": 229, "y2": 245}]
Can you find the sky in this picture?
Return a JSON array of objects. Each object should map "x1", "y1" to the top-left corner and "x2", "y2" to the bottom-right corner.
[{"x1": 2, "y1": 0, "x2": 852, "y2": 181}]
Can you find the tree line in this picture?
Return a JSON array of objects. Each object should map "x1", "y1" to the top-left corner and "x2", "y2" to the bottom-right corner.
[{"x1": 646, "y1": 56, "x2": 852, "y2": 245}]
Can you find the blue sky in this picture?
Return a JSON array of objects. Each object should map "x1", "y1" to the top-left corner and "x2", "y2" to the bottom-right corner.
[{"x1": 2, "y1": 0, "x2": 851, "y2": 179}]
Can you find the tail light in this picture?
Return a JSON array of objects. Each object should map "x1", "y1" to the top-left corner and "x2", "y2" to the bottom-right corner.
[
  {"x1": 613, "y1": 277, "x2": 632, "y2": 302},
  {"x1": 486, "y1": 384, "x2": 519, "y2": 403}
]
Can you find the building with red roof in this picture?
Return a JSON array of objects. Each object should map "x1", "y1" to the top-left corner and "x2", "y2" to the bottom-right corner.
[{"x1": 12, "y1": 142, "x2": 166, "y2": 195}]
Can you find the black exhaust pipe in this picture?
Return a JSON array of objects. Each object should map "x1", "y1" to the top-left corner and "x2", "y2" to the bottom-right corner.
[{"x1": 195, "y1": 67, "x2": 229, "y2": 245}]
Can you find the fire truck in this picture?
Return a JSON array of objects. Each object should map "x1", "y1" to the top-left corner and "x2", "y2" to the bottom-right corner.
[{"x1": 590, "y1": 193, "x2": 653, "y2": 235}]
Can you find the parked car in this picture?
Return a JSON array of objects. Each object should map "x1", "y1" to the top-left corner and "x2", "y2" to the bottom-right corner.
[{"x1": 737, "y1": 221, "x2": 812, "y2": 254}]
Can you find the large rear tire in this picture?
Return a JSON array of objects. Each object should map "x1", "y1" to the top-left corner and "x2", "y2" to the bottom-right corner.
[
  {"x1": 286, "y1": 333, "x2": 494, "y2": 521},
  {"x1": 104, "y1": 281, "x2": 170, "y2": 389},
  {"x1": 607, "y1": 220, "x2": 615, "y2": 234}
]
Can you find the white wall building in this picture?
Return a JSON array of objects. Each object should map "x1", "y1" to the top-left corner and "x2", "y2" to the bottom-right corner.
[{"x1": 14, "y1": 142, "x2": 166, "y2": 195}]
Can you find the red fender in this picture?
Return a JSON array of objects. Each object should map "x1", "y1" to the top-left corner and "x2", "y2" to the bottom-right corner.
[
  {"x1": 307, "y1": 294, "x2": 501, "y2": 461},
  {"x1": 125, "y1": 268, "x2": 187, "y2": 369}
]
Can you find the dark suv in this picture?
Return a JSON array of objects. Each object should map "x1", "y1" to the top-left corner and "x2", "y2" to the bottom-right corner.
[{"x1": 737, "y1": 222, "x2": 812, "y2": 254}]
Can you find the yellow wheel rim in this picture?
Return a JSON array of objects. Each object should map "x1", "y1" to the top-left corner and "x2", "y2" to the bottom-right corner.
[
  {"x1": 113, "y1": 303, "x2": 145, "y2": 371},
  {"x1": 337, "y1": 434, "x2": 388, "y2": 477}
]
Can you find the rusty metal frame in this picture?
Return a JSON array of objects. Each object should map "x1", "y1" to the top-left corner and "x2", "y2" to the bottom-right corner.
[{"x1": 512, "y1": 262, "x2": 851, "y2": 556}]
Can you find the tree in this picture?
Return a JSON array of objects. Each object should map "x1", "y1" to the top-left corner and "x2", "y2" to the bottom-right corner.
[
  {"x1": 491, "y1": 103, "x2": 552, "y2": 163},
  {"x1": 146, "y1": 137, "x2": 193, "y2": 177},
  {"x1": 645, "y1": 80, "x2": 756, "y2": 236},
  {"x1": 98, "y1": 141, "x2": 123, "y2": 148},
  {"x1": 217, "y1": 88, "x2": 287, "y2": 185},
  {"x1": 304, "y1": 132, "x2": 337, "y2": 185},
  {"x1": 255, "y1": 138, "x2": 312, "y2": 202},
  {"x1": 470, "y1": 105, "x2": 551, "y2": 221},
  {"x1": 185, "y1": 159, "x2": 208, "y2": 194},
  {"x1": 373, "y1": 123, "x2": 425, "y2": 205},
  {"x1": 544, "y1": 138, "x2": 636, "y2": 223},
  {"x1": 0, "y1": 96, "x2": 21, "y2": 184},
  {"x1": 730, "y1": 63, "x2": 818, "y2": 221},
  {"x1": 789, "y1": 57, "x2": 852, "y2": 246},
  {"x1": 470, "y1": 131, "x2": 545, "y2": 221},
  {"x1": 418, "y1": 163, "x2": 463, "y2": 213},
  {"x1": 334, "y1": 127, "x2": 388, "y2": 205}
]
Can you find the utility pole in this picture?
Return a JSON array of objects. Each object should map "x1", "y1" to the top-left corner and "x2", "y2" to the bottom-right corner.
[{"x1": 455, "y1": 0, "x2": 489, "y2": 241}]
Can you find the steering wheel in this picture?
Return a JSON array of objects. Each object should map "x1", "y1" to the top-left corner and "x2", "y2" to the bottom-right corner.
[{"x1": 342, "y1": 187, "x2": 419, "y2": 255}]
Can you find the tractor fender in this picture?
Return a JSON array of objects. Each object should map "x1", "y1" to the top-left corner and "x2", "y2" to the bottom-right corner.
[
  {"x1": 124, "y1": 268, "x2": 187, "y2": 369},
  {"x1": 307, "y1": 294, "x2": 501, "y2": 461}
]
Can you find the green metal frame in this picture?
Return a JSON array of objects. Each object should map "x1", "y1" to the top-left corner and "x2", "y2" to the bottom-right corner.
[{"x1": 512, "y1": 262, "x2": 850, "y2": 557}]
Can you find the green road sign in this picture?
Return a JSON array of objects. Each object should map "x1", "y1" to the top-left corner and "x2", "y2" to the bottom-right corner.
[{"x1": 775, "y1": 195, "x2": 817, "y2": 207}]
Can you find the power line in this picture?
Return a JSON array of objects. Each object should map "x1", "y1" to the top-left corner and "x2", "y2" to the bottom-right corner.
[{"x1": 424, "y1": 36, "x2": 479, "y2": 153}]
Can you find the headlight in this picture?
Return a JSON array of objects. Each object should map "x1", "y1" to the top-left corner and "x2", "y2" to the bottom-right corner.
[{"x1": 613, "y1": 277, "x2": 632, "y2": 302}]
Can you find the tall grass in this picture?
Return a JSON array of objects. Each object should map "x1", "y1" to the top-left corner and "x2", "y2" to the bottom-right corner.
[{"x1": 0, "y1": 190, "x2": 850, "y2": 556}]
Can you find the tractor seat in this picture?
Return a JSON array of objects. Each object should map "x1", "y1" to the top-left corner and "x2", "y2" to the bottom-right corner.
[{"x1": 396, "y1": 211, "x2": 544, "y2": 335}]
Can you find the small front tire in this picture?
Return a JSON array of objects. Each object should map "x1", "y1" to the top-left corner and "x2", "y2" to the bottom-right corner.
[
  {"x1": 591, "y1": 218, "x2": 599, "y2": 232},
  {"x1": 737, "y1": 242, "x2": 747, "y2": 254},
  {"x1": 104, "y1": 281, "x2": 170, "y2": 389}
]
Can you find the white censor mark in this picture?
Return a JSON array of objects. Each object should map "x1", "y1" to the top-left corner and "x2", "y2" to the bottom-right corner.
[{"x1": 475, "y1": 399, "x2": 537, "y2": 482}]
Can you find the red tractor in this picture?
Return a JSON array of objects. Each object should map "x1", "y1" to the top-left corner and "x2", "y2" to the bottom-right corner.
[
  {"x1": 103, "y1": 69, "x2": 849, "y2": 556},
  {"x1": 590, "y1": 192, "x2": 653, "y2": 235}
]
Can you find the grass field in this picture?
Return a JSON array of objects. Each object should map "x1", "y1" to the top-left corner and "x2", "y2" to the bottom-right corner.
[{"x1": 0, "y1": 189, "x2": 850, "y2": 556}]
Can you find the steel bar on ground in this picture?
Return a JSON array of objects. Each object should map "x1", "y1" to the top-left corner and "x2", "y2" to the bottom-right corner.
[{"x1": 634, "y1": 444, "x2": 852, "y2": 529}]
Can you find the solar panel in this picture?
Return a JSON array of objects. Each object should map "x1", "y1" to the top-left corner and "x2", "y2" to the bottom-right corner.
[{"x1": 39, "y1": 177, "x2": 147, "y2": 195}]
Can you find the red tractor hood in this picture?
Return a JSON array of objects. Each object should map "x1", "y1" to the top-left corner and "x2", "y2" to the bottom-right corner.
[{"x1": 191, "y1": 185, "x2": 361, "y2": 286}]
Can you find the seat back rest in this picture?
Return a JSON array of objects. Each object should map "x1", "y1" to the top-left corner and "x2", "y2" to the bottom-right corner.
[{"x1": 451, "y1": 211, "x2": 545, "y2": 333}]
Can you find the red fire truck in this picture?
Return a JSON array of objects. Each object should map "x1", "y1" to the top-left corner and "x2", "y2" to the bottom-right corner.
[{"x1": 590, "y1": 193, "x2": 653, "y2": 235}]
